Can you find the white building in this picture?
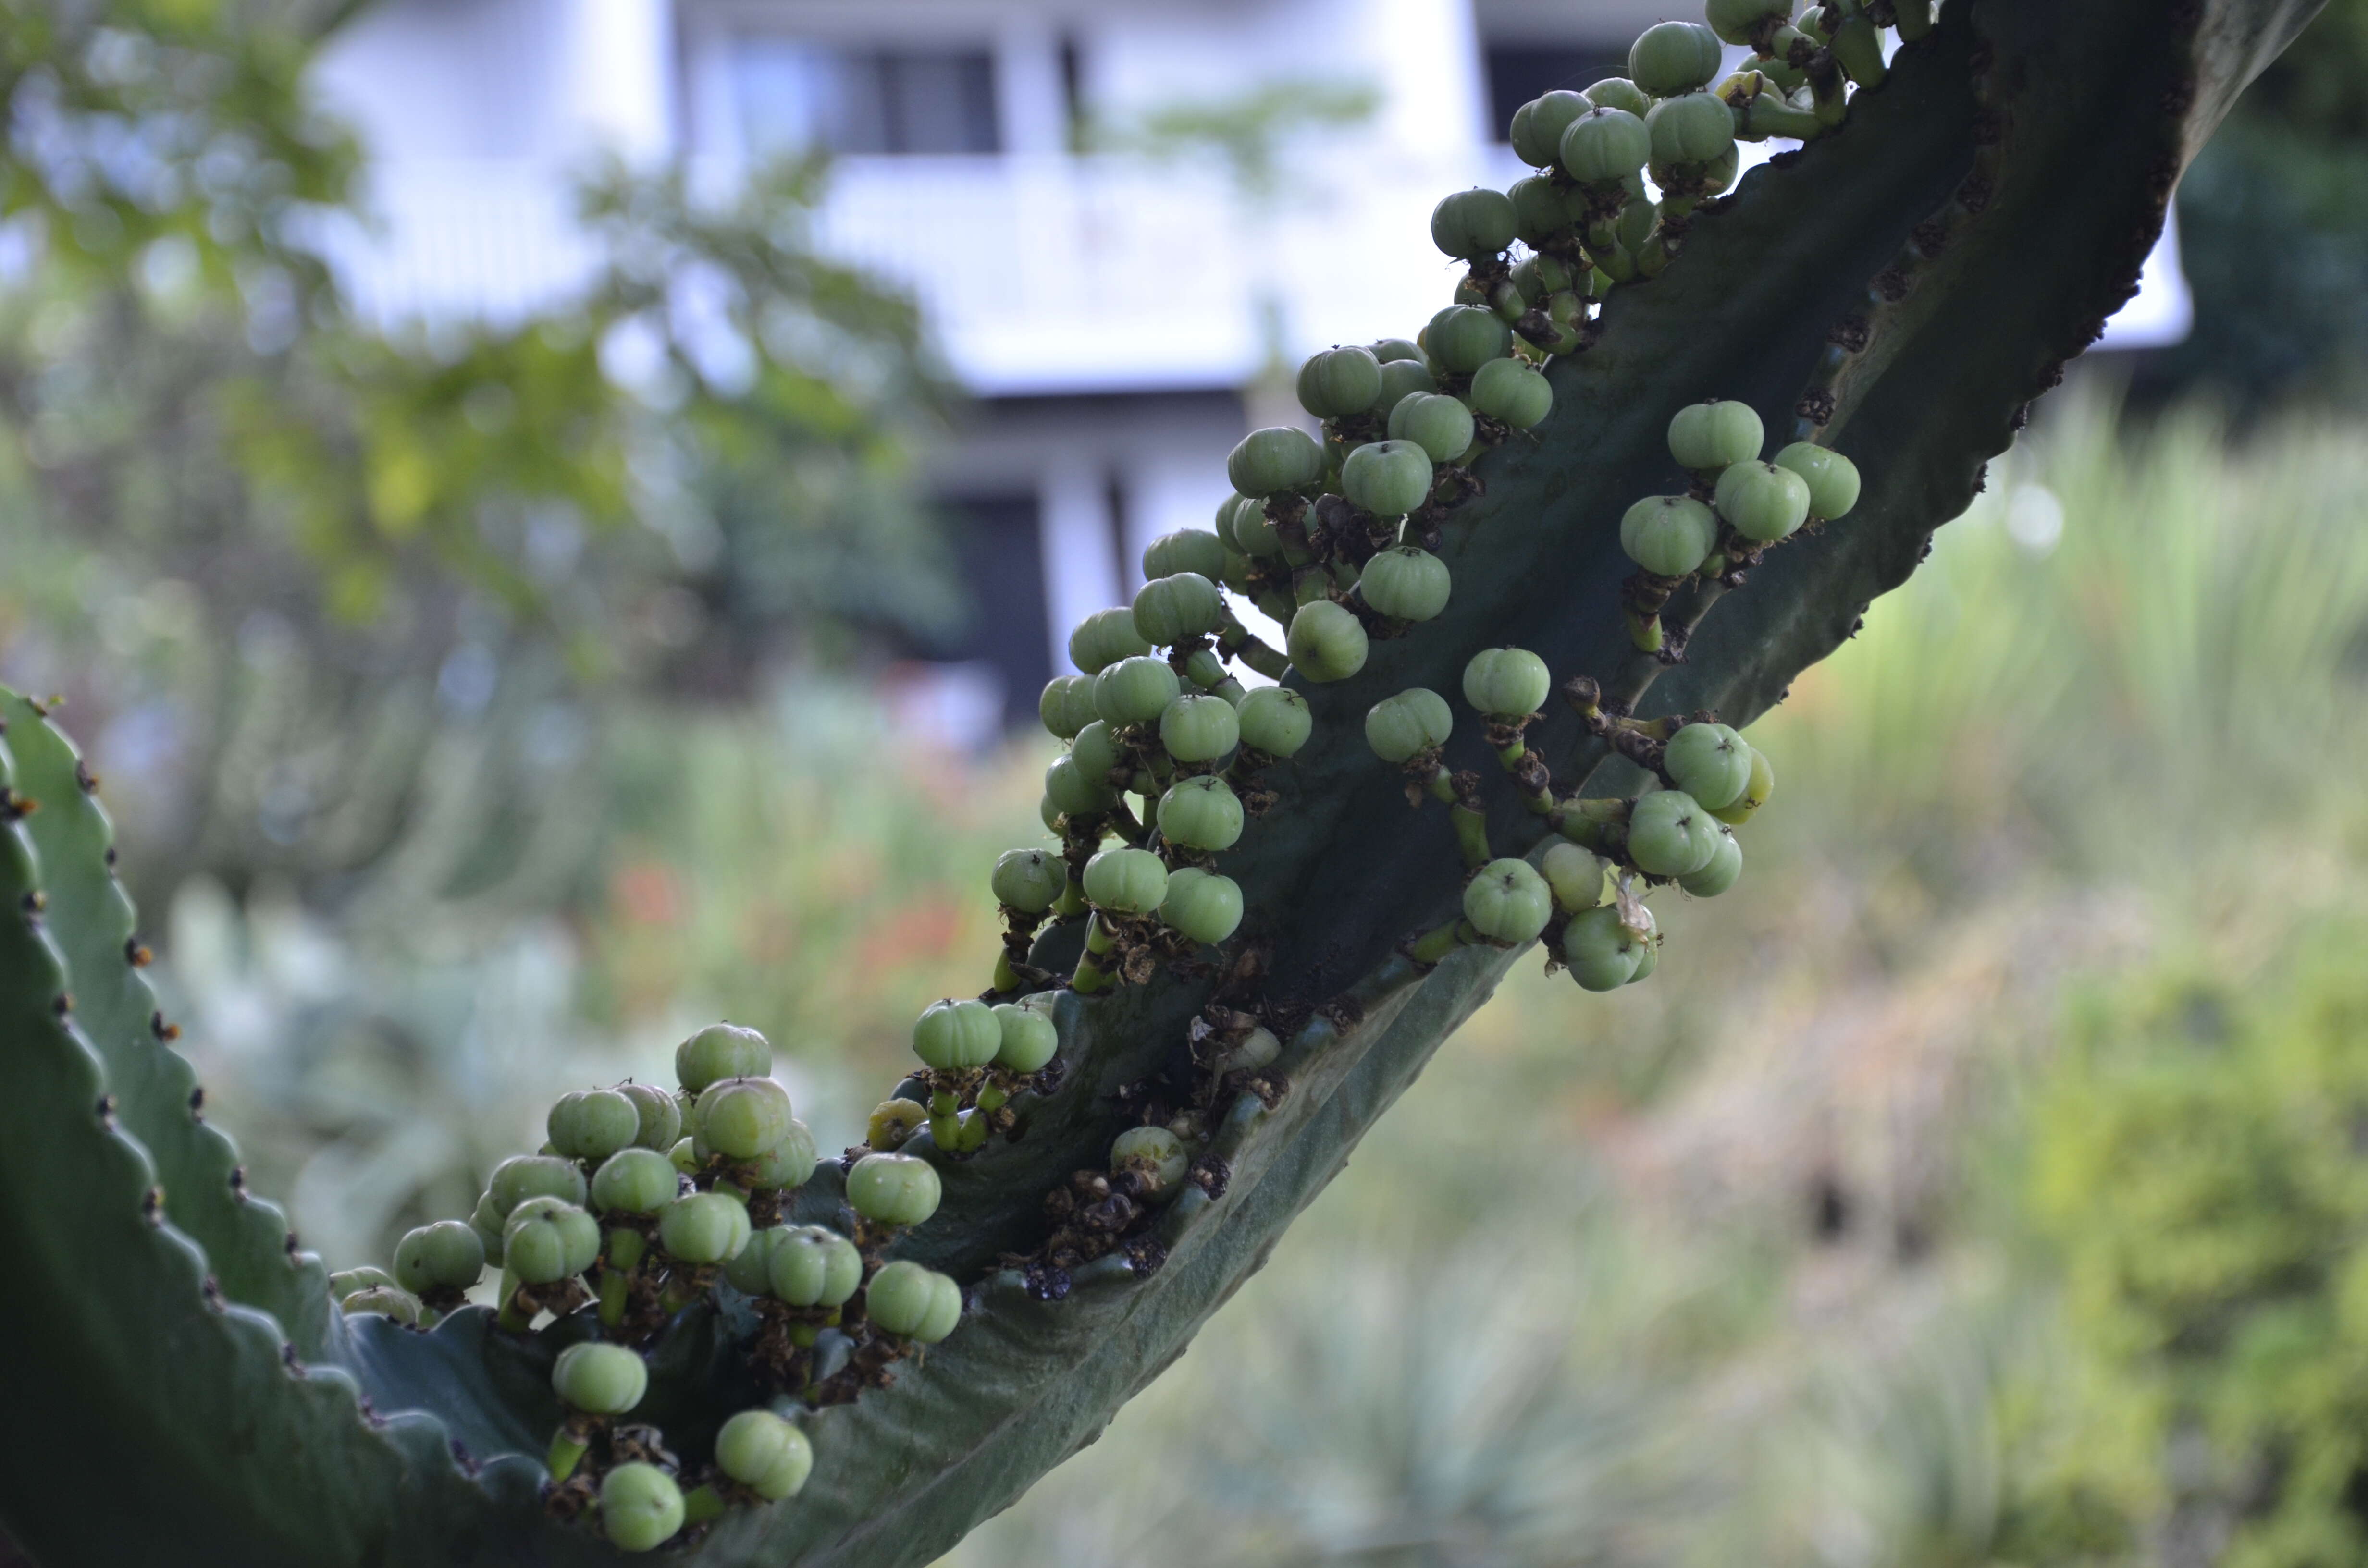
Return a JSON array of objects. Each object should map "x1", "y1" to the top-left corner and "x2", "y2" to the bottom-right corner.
[{"x1": 311, "y1": 0, "x2": 2189, "y2": 738}]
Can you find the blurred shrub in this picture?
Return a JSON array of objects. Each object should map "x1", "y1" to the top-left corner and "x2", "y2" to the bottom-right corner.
[
  {"x1": 2014, "y1": 923, "x2": 2368, "y2": 1568},
  {"x1": 2136, "y1": 0, "x2": 2368, "y2": 413},
  {"x1": 0, "y1": 3, "x2": 955, "y2": 914}
]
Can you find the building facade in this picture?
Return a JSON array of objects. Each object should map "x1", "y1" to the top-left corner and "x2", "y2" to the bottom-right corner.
[{"x1": 311, "y1": 0, "x2": 2189, "y2": 737}]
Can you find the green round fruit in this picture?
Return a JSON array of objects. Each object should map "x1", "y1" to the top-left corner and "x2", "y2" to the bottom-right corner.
[
  {"x1": 1372, "y1": 337, "x2": 1423, "y2": 363},
  {"x1": 1429, "y1": 187, "x2": 1519, "y2": 259},
  {"x1": 866, "y1": 1260, "x2": 961, "y2": 1341},
  {"x1": 1142, "y1": 527, "x2": 1229, "y2": 582},
  {"x1": 1287, "y1": 600, "x2": 1369, "y2": 683},
  {"x1": 913, "y1": 997, "x2": 1002, "y2": 1071},
  {"x1": 1678, "y1": 824, "x2": 1743, "y2": 896},
  {"x1": 1461, "y1": 646, "x2": 1553, "y2": 717},
  {"x1": 591, "y1": 1147, "x2": 680, "y2": 1216},
  {"x1": 1707, "y1": 0, "x2": 1792, "y2": 44},
  {"x1": 1630, "y1": 19, "x2": 1724, "y2": 95},
  {"x1": 1559, "y1": 106, "x2": 1650, "y2": 184},
  {"x1": 1463, "y1": 858, "x2": 1554, "y2": 944},
  {"x1": 1646, "y1": 90, "x2": 1736, "y2": 166},
  {"x1": 848, "y1": 1151, "x2": 944, "y2": 1227},
  {"x1": 1070, "y1": 717, "x2": 1123, "y2": 784},
  {"x1": 1662, "y1": 722, "x2": 1751, "y2": 809},
  {"x1": 676, "y1": 1023, "x2": 771, "y2": 1096},
  {"x1": 692, "y1": 1076, "x2": 793, "y2": 1159},
  {"x1": 716, "y1": 1409, "x2": 814, "y2": 1501},
  {"x1": 1468, "y1": 357, "x2": 1553, "y2": 429},
  {"x1": 504, "y1": 1198, "x2": 600, "y2": 1283},
  {"x1": 1620, "y1": 494, "x2": 1718, "y2": 576},
  {"x1": 1157, "y1": 774, "x2": 1244, "y2": 853},
  {"x1": 1213, "y1": 492, "x2": 1253, "y2": 551},
  {"x1": 489, "y1": 1153, "x2": 587, "y2": 1220},
  {"x1": 1341, "y1": 439, "x2": 1434, "y2": 517},
  {"x1": 1626, "y1": 789, "x2": 1722, "y2": 876},
  {"x1": 743, "y1": 1119, "x2": 817, "y2": 1190},
  {"x1": 1508, "y1": 175, "x2": 1579, "y2": 246},
  {"x1": 1561, "y1": 904, "x2": 1646, "y2": 991},
  {"x1": 1358, "y1": 547, "x2": 1452, "y2": 622},
  {"x1": 1083, "y1": 845, "x2": 1169, "y2": 915},
  {"x1": 600, "y1": 1463, "x2": 684, "y2": 1553},
  {"x1": 658, "y1": 1190, "x2": 751, "y2": 1265},
  {"x1": 547, "y1": 1088, "x2": 641, "y2": 1163},
  {"x1": 1133, "y1": 572, "x2": 1225, "y2": 647},
  {"x1": 770, "y1": 1224, "x2": 864, "y2": 1307},
  {"x1": 868, "y1": 1098, "x2": 927, "y2": 1150},
  {"x1": 1387, "y1": 391, "x2": 1476, "y2": 464},
  {"x1": 1369, "y1": 356, "x2": 1438, "y2": 415},
  {"x1": 1296, "y1": 344, "x2": 1384, "y2": 419},
  {"x1": 340, "y1": 1285, "x2": 420, "y2": 1324},
  {"x1": 1044, "y1": 752, "x2": 1117, "y2": 819},
  {"x1": 1231, "y1": 497, "x2": 1284, "y2": 556},
  {"x1": 1038, "y1": 674, "x2": 1096, "y2": 739},
  {"x1": 1512, "y1": 88, "x2": 1593, "y2": 166},
  {"x1": 1772, "y1": 441, "x2": 1862, "y2": 520},
  {"x1": 1541, "y1": 841, "x2": 1611, "y2": 912},
  {"x1": 1584, "y1": 77, "x2": 1654, "y2": 116},
  {"x1": 1226, "y1": 426, "x2": 1325, "y2": 498},
  {"x1": 1068, "y1": 606, "x2": 1153, "y2": 674},
  {"x1": 468, "y1": 1195, "x2": 504, "y2": 1259},
  {"x1": 1667, "y1": 399, "x2": 1764, "y2": 471},
  {"x1": 1711, "y1": 745, "x2": 1773, "y2": 824},
  {"x1": 1111, "y1": 1126, "x2": 1189, "y2": 1199},
  {"x1": 1159, "y1": 866, "x2": 1244, "y2": 945},
  {"x1": 1365, "y1": 687, "x2": 1454, "y2": 763},
  {"x1": 668, "y1": 1136, "x2": 701, "y2": 1177},
  {"x1": 993, "y1": 1004, "x2": 1060, "y2": 1073},
  {"x1": 552, "y1": 1340, "x2": 648, "y2": 1416},
  {"x1": 1159, "y1": 693, "x2": 1240, "y2": 763},
  {"x1": 1713, "y1": 460, "x2": 1813, "y2": 542},
  {"x1": 393, "y1": 1219, "x2": 485, "y2": 1294},
  {"x1": 1628, "y1": 930, "x2": 1660, "y2": 984},
  {"x1": 1236, "y1": 687, "x2": 1313, "y2": 757},
  {"x1": 617, "y1": 1082, "x2": 682, "y2": 1152},
  {"x1": 992, "y1": 847, "x2": 1068, "y2": 914},
  {"x1": 1423, "y1": 306, "x2": 1511, "y2": 374},
  {"x1": 1095, "y1": 654, "x2": 1184, "y2": 726}
]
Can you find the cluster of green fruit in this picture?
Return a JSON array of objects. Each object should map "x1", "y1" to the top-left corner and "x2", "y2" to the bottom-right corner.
[
  {"x1": 336, "y1": 1024, "x2": 967, "y2": 1552},
  {"x1": 1623, "y1": 399, "x2": 1861, "y2": 576},
  {"x1": 319, "y1": 2, "x2": 1913, "y2": 1545}
]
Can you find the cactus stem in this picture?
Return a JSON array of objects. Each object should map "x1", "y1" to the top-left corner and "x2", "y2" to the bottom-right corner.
[
  {"x1": 495, "y1": 1271, "x2": 533, "y2": 1334},
  {"x1": 1406, "y1": 919, "x2": 1467, "y2": 967},
  {"x1": 1071, "y1": 915, "x2": 1118, "y2": 995},
  {"x1": 597, "y1": 1269, "x2": 629, "y2": 1330},
  {"x1": 1450, "y1": 802, "x2": 1492, "y2": 869},
  {"x1": 546, "y1": 1427, "x2": 590, "y2": 1483}
]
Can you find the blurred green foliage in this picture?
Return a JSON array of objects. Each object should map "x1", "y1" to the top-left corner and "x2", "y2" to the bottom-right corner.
[
  {"x1": 2016, "y1": 930, "x2": 2368, "y2": 1568},
  {"x1": 2140, "y1": 0, "x2": 2368, "y2": 412},
  {"x1": 0, "y1": 0, "x2": 956, "y2": 917}
]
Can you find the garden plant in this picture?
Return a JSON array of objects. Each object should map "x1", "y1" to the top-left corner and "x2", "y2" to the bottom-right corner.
[{"x1": 0, "y1": 0, "x2": 2325, "y2": 1563}]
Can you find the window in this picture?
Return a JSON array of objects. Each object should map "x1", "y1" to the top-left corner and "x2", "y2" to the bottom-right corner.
[
  {"x1": 1481, "y1": 43, "x2": 1631, "y2": 141},
  {"x1": 732, "y1": 40, "x2": 1000, "y2": 156},
  {"x1": 916, "y1": 493, "x2": 1050, "y2": 729}
]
